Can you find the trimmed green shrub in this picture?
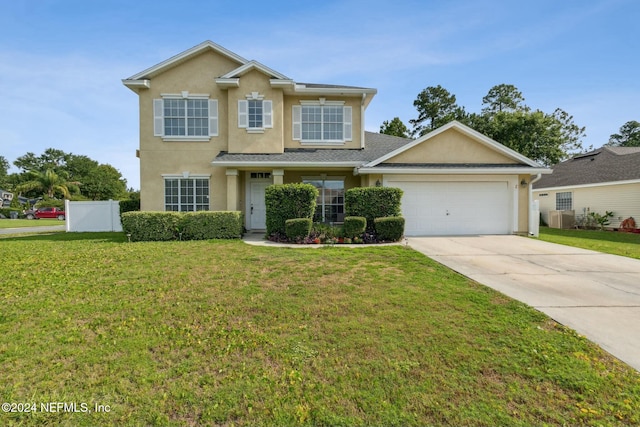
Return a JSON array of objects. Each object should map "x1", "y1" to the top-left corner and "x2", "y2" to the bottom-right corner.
[
  {"x1": 285, "y1": 218, "x2": 313, "y2": 241},
  {"x1": 121, "y1": 211, "x2": 181, "y2": 241},
  {"x1": 121, "y1": 211, "x2": 243, "y2": 242},
  {"x1": 343, "y1": 216, "x2": 366, "y2": 238},
  {"x1": 345, "y1": 187, "x2": 403, "y2": 230},
  {"x1": 265, "y1": 183, "x2": 318, "y2": 236},
  {"x1": 374, "y1": 216, "x2": 405, "y2": 242},
  {"x1": 180, "y1": 211, "x2": 243, "y2": 240}
]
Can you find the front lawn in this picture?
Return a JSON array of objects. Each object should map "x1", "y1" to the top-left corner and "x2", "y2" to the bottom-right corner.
[
  {"x1": 1, "y1": 233, "x2": 638, "y2": 426},
  {"x1": 538, "y1": 226, "x2": 640, "y2": 259},
  {"x1": 0, "y1": 218, "x2": 64, "y2": 229}
]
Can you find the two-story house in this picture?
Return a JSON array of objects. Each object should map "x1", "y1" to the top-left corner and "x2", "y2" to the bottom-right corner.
[{"x1": 123, "y1": 41, "x2": 549, "y2": 235}]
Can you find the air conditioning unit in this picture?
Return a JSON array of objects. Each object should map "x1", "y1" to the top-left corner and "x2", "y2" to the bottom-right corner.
[{"x1": 548, "y1": 210, "x2": 575, "y2": 229}]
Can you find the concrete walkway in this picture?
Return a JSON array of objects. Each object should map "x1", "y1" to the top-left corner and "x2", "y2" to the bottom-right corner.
[
  {"x1": 408, "y1": 235, "x2": 640, "y2": 371},
  {"x1": 0, "y1": 225, "x2": 65, "y2": 235}
]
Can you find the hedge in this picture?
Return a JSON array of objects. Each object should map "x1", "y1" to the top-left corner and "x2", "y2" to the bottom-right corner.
[
  {"x1": 343, "y1": 216, "x2": 366, "y2": 238},
  {"x1": 121, "y1": 211, "x2": 243, "y2": 242},
  {"x1": 374, "y1": 216, "x2": 405, "y2": 242},
  {"x1": 285, "y1": 218, "x2": 313, "y2": 241},
  {"x1": 179, "y1": 211, "x2": 243, "y2": 240},
  {"x1": 345, "y1": 187, "x2": 403, "y2": 230},
  {"x1": 265, "y1": 183, "x2": 318, "y2": 236}
]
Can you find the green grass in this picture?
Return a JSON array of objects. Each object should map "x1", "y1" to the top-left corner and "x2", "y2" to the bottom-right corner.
[
  {"x1": 1, "y1": 232, "x2": 639, "y2": 426},
  {"x1": 0, "y1": 218, "x2": 64, "y2": 228},
  {"x1": 538, "y1": 226, "x2": 640, "y2": 259}
]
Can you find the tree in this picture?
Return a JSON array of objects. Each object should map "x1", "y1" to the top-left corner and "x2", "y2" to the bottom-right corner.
[
  {"x1": 409, "y1": 85, "x2": 466, "y2": 137},
  {"x1": 0, "y1": 155, "x2": 9, "y2": 188},
  {"x1": 81, "y1": 164, "x2": 127, "y2": 200},
  {"x1": 481, "y1": 84, "x2": 527, "y2": 114},
  {"x1": 405, "y1": 83, "x2": 585, "y2": 165},
  {"x1": 16, "y1": 169, "x2": 79, "y2": 199},
  {"x1": 14, "y1": 148, "x2": 70, "y2": 173},
  {"x1": 477, "y1": 108, "x2": 585, "y2": 166},
  {"x1": 380, "y1": 117, "x2": 410, "y2": 138},
  {"x1": 606, "y1": 120, "x2": 640, "y2": 147}
]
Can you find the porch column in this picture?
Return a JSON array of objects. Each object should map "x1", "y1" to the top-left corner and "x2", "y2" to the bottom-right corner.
[
  {"x1": 226, "y1": 169, "x2": 238, "y2": 210},
  {"x1": 272, "y1": 169, "x2": 284, "y2": 185}
]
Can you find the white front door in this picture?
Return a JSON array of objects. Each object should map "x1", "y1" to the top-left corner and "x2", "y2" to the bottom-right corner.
[{"x1": 250, "y1": 181, "x2": 269, "y2": 229}]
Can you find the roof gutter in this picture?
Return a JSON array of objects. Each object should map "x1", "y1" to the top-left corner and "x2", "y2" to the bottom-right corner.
[
  {"x1": 528, "y1": 173, "x2": 542, "y2": 237},
  {"x1": 357, "y1": 167, "x2": 551, "y2": 175},
  {"x1": 361, "y1": 93, "x2": 366, "y2": 149}
]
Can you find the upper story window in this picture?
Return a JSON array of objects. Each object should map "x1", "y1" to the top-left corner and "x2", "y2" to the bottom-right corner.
[
  {"x1": 238, "y1": 92, "x2": 272, "y2": 133},
  {"x1": 293, "y1": 99, "x2": 352, "y2": 145},
  {"x1": 153, "y1": 92, "x2": 218, "y2": 141}
]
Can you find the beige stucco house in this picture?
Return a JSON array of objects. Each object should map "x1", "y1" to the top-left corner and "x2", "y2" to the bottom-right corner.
[
  {"x1": 533, "y1": 147, "x2": 640, "y2": 229},
  {"x1": 123, "y1": 40, "x2": 549, "y2": 236}
]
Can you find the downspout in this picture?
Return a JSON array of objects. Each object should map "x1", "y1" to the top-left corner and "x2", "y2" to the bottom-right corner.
[
  {"x1": 528, "y1": 174, "x2": 542, "y2": 236},
  {"x1": 361, "y1": 93, "x2": 366, "y2": 149}
]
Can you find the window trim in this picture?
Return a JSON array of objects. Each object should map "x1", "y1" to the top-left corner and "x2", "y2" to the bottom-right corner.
[
  {"x1": 555, "y1": 191, "x2": 573, "y2": 211},
  {"x1": 292, "y1": 100, "x2": 352, "y2": 145},
  {"x1": 302, "y1": 176, "x2": 345, "y2": 223},
  {"x1": 162, "y1": 174, "x2": 211, "y2": 212},
  {"x1": 238, "y1": 93, "x2": 273, "y2": 133},
  {"x1": 154, "y1": 93, "x2": 218, "y2": 141}
]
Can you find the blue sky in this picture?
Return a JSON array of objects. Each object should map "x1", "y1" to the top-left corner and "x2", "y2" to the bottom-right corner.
[{"x1": 1, "y1": 0, "x2": 638, "y2": 190}]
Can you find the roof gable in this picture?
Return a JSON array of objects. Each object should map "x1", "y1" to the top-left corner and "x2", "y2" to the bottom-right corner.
[
  {"x1": 124, "y1": 40, "x2": 247, "y2": 82},
  {"x1": 364, "y1": 121, "x2": 543, "y2": 168}
]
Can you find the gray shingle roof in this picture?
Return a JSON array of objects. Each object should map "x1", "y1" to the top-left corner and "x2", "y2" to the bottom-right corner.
[
  {"x1": 533, "y1": 146, "x2": 640, "y2": 188},
  {"x1": 213, "y1": 132, "x2": 410, "y2": 164}
]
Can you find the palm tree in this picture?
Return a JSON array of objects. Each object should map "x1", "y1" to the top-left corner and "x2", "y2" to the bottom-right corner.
[{"x1": 16, "y1": 169, "x2": 79, "y2": 199}]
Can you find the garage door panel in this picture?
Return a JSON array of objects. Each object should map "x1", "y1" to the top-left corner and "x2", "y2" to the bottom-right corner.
[{"x1": 388, "y1": 181, "x2": 510, "y2": 236}]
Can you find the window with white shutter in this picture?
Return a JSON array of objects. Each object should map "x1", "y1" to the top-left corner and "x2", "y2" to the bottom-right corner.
[
  {"x1": 238, "y1": 96, "x2": 272, "y2": 132},
  {"x1": 294, "y1": 101, "x2": 350, "y2": 144}
]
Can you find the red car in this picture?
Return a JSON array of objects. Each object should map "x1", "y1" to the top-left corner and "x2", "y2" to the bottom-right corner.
[{"x1": 26, "y1": 207, "x2": 66, "y2": 220}]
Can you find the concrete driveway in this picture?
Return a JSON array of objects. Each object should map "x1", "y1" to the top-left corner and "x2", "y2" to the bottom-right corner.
[{"x1": 408, "y1": 235, "x2": 640, "y2": 372}]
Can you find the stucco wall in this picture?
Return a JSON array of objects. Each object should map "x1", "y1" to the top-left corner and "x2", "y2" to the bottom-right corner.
[{"x1": 387, "y1": 128, "x2": 518, "y2": 164}]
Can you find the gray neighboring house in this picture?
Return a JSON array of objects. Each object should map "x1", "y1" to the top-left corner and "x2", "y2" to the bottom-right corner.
[
  {"x1": 533, "y1": 147, "x2": 640, "y2": 228},
  {"x1": 1, "y1": 189, "x2": 13, "y2": 207}
]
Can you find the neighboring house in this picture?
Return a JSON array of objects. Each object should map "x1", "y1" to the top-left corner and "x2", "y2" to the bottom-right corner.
[
  {"x1": 533, "y1": 147, "x2": 640, "y2": 228},
  {"x1": 1, "y1": 189, "x2": 13, "y2": 207},
  {"x1": 123, "y1": 41, "x2": 549, "y2": 236}
]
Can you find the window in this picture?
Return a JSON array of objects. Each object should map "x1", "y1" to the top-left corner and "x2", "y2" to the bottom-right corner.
[
  {"x1": 165, "y1": 178, "x2": 209, "y2": 211},
  {"x1": 153, "y1": 95, "x2": 218, "y2": 139},
  {"x1": 303, "y1": 177, "x2": 344, "y2": 223},
  {"x1": 293, "y1": 102, "x2": 352, "y2": 143},
  {"x1": 556, "y1": 192, "x2": 572, "y2": 210},
  {"x1": 238, "y1": 97, "x2": 272, "y2": 131}
]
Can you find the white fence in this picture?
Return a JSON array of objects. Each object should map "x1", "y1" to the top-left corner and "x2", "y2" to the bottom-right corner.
[{"x1": 65, "y1": 200, "x2": 123, "y2": 232}]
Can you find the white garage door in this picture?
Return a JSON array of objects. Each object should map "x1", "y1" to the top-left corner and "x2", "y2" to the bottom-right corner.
[{"x1": 388, "y1": 181, "x2": 511, "y2": 236}]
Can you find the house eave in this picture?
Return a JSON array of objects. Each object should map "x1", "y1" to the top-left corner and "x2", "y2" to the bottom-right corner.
[
  {"x1": 534, "y1": 178, "x2": 640, "y2": 192},
  {"x1": 215, "y1": 78, "x2": 240, "y2": 89},
  {"x1": 357, "y1": 167, "x2": 552, "y2": 175},
  {"x1": 122, "y1": 79, "x2": 151, "y2": 92},
  {"x1": 125, "y1": 40, "x2": 248, "y2": 81},
  {"x1": 212, "y1": 160, "x2": 363, "y2": 168}
]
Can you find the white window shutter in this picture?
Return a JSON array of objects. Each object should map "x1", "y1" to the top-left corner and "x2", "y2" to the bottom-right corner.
[
  {"x1": 292, "y1": 105, "x2": 301, "y2": 140},
  {"x1": 153, "y1": 99, "x2": 164, "y2": 136},
  {"x1": 209, "y1": 99, "x2": 218, "y2": 136},
  {"x1": 263, "y1": 100, "x2": 273, "y2": 128},
  {"x1": 343, "y1": 106, "x2": 352, "y2": 141},
  {"x1": 238, "y1": 100, "x2": 248, "y2": 128}
]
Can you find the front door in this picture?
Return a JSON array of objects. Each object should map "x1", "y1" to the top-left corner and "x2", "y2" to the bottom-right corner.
[{"x1": 250, "y1": 181, "x2": 269, "y2": 229}]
